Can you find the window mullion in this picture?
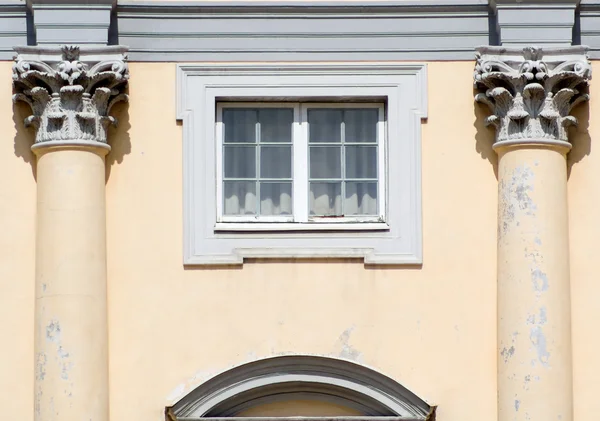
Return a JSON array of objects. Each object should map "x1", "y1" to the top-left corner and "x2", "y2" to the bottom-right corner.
[
  {"x1": 255, "y1": 116, "x2": 261, "y2": 216},
  {"x1": 215, "y1": 105, "x2": 224, "y2": 221},
  {"x1": 378, "y1": 105, "x2": 386, "y2": 221},
  {"x1": 293, "y1": 104, "x2": 308, "y2": 223},
  {"x1": 341, "y1": 110, "x2": 346, "y2": 217}
]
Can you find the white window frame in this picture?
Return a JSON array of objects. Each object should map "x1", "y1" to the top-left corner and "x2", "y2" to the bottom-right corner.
[
  {"x1": 177, "y1": 62, "x2": 427, "y2": 265},
  {"x1": 216, "y1": 102, "x2": 299, "y2": 224},
  {"x1": 215, "y1": 102, "x2": 386, "y2": 228}
]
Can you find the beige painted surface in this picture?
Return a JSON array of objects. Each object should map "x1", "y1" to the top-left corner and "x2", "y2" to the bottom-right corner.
[
  {"x1": 33, "y1": 146, "x2": 109, "y2": 421},
  {"x1": 105, "y1": 61, "x2": 498, "y2": 421},
  {"x1": 496, "y1": 144, "x2": 572, "y2": 421},
  {"x1": 569, "y1": 61, "x2": 600, "y2": 421},
  {"x1": 0, "y1": 61, "x2": 36, "y2": 421},
  {"x1": 238, "y1": 400, "x2": 363, "y2": 416},
  {"x1": 5, "y1": 58, "x2": 599, "y2": 421}
]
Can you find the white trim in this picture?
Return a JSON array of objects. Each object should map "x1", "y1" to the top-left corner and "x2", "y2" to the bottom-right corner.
[
  {"x1": 293, "y1": 105, "x2": 308, "y2": 222},
  {"x1": 177, "y1": 62, "x2": 426, "y2": 265},
  {"x1": 301, "y1": 102, "x2": 385, "y2": 222},
  {"x1": 216, "y1": 101, "x2": 385, "y2": 225},
  {"x1": 170, "y1": 355, "x2": 432, "y2": 418},
  {"x1": 214, "y1": 222, "x2": 390, "y2": 232},
  {"x1": 215, "y1": 102, "x2": 297, "y2": 221}
]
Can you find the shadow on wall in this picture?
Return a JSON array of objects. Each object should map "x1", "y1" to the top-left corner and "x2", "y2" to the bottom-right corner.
[
  {"x1": 13, "y1": 101, "x2": 36, "y2": 180},
  {"x1": 183, "y1": 258, "x2": 424, "y2": 271},
  {"x1": 106, "y1": 99, "x2": 131, "y2": 183},
  {"x1": 12, "y1": 98, "x2": 132, "y2": 182},
  {"x1": 473, "y1": 97, "x2": 499, "y2": 180},
  {"x1": 568, "y1": 102, "x2": 591, "y2": 179}
]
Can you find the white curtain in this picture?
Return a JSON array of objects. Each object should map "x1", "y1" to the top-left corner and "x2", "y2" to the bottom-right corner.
[{"x1": 223, "y1": 107, "x2": 378, "y2": 217}]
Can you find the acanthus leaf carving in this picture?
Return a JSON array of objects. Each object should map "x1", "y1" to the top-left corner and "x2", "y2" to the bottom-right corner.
[
  {"x1": 474, "y1": 46, "x2": 591, "y2": 146},
  {"x1": 12, "y1": 45, "x2": 129, "y2": 147}
]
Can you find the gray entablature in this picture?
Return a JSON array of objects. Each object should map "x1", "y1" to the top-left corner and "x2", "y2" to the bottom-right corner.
[
  {"x1": 4, "y1": 1, "x2": 600, "y2": 61},
  {"x1": 581, "y1": 1, "x2": 600, "y2": 59},
  {"x1": 0, "y1": 1, "x2": 28, "y2": 61},
  {"x1": 116, "y1": 0, "x2": 491, "y2": 62}
]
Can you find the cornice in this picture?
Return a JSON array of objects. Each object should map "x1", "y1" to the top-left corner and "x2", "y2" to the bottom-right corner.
[
  {"x1": 12, "y1": 45, "x2": 129, "y2": 150},
  {"x1": 474, "y1": 46, "x2": 591, "y2": 150},
  {"x1": 116, "y1": 0, "x2": 489, "y2": 61}
]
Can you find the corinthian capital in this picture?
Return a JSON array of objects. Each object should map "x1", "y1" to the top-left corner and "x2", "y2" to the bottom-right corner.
[
  {"x1": 474, "y1": 46, "x2": 591, "y2": 148},
  {"x1": 13, "y1": 45, "x2": 129, "y2": 149}
]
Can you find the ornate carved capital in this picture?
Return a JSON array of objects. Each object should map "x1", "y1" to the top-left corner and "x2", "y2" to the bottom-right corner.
[
  {"x1": 13, "y1": 45, "x2": 129, "y2": 149},
  {"x1": 474, "y1": 46, "x2": 591, "y2": 148}
]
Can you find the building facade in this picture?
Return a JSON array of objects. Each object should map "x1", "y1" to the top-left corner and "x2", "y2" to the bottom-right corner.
[{"x1": 1, "y1": 2, "x2": 599, "y2": 421}]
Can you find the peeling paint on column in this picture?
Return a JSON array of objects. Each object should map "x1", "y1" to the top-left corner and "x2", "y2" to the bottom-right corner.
[
  {"x1": 539, "y1": 307, "x2": 547, "y2": 324},
  {"x1": 36, "y1": 352, "x2": 47, "y2": 381},
  {"x1": 44, "y1": 319, "x2": 75, "y2": 384},
  {"x1": 513, "y1": 166, "x2": 536, "y2": 215},
  {"x1": 46, "y1": 320, "x2": 61, "y2": 343},
  {"x1": 57, "y1": 346, "x2": 73, "y2": 380},
  {"x1": 531, "y1": 269, "x2": 549, "y2": 293},
  {"x1": 530, "y1": 326, "x2": 550, "y2": 367},
  {"x1": 524, "y1": 375, "x2": 531, "y2": 391},
  {"x1": 498, "y1": 164, "x2": 537, "y2": 240},
  {"x1": 35, "y1": 389, "x2": 42, "y2": 415},
  {"x1": 501, "y1": 345, "x2": 515, "y2": 363}
]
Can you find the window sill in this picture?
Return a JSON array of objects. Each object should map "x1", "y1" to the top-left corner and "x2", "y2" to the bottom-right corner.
[{"x1": 214, "y1": 222, "x2": 390, "y2": 232}]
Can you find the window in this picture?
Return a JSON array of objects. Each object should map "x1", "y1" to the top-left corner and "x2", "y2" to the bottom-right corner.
[
  {"x1": 168, "y1": 356, "x2": 433, "y2": 419},
  {"x1": 216, "y1": 103, "x2": 385, "y2": 229},
  {"x1": 177, "y1": 63, "x2": 426, "y2": 265}
]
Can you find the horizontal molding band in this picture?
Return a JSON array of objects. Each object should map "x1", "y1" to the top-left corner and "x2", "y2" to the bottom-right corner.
[
  {"x1": 0, "y1": 1, "x2": 27, "y2": 60},
  {"x1": 115, "y1": 0, "x2": 491, "y2": 61},
  {"x1": 3, "y1": 0, "x2": 600, "y2": 60},
  {"x1": 579, "y1": 1, "x2": 600, "y2": 59}
]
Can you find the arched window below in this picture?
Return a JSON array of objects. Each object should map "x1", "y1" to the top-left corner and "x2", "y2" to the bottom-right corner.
[{"x1": 167, "y1": 356, "x2": 435, "y2": 421}]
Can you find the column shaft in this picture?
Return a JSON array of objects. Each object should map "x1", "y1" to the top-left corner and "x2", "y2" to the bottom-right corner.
[
  {"x1": 497, "y1": 144, "x2": 572, "y2": 421},
  {"x1": 475, "y1": 46, "x2": 590, "y2": 421},
  {"x1": 34, "y1": 146, "x2": 109, "y2": 421}
]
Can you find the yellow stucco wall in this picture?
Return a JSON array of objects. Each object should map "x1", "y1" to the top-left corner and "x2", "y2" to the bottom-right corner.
[
  {"x1": 4, "y1": 60, "x2": 597, "y2": 421},
  {"x1": 104, "y1": 61, "x2": 497, "y2": 421},
  {"x1": 568, "y1": 62, "x2": 600, "y2": 421},
  {"x1": 0, "y1": 61, "x2": 36, "y2": 420}
]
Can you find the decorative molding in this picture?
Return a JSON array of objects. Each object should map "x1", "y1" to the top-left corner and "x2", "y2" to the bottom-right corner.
[
  {"x1": 492, "y1": 0, "x2": 578, "y2": 47},
  {"x1": 177, "y1": 62, "x2": 426, "y2": 266},
  {"x1": 12, "y1": 45, "x2": 129, "y2": 149},
  {"x1": 474, "y1": 46, "x2": 591, "y2": 149},
  {"x1": 116, "y1": 0, "x2": 490, "y2": 62},
  {"x1": 170, "y1": 356, "x2": 432, "y2": 418},
  {"x1": 580, "y1": 0, "x2": 600, "y2": 59},
  {"x1": 0, "y1": 1, "x2": 28, "y2": 60},
  {"x1": 29, "y1": 1, "x2": 114, "y2": 46}
]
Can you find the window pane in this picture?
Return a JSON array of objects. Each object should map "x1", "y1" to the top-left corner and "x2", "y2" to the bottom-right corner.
[
  {"x1": 310, "y1": 183, "x2": 342, "y2": 216},
  {"x1": 310, "y1": 146, "x2": 341, "y2": 179},
  {"x1": 260, "y1": 109, "x2": 293, "y2": 143},
  {"x1": 223, "y1": 181, "x2": 257, "y2": 215},
  {"x1": 345, "y1": 146, "x2": 377, "y2": 179},
  {"x1": 260, "y1": 182, "x2": 292, "y2": 216},
  {"x1": 345, "y1": 109, "x2": 378, "y2": 143},
  {"x1": 260, "y1": 146, "x2": 292, "y2": 178},
  {"x1": 224, "y1": 146, "x2": 256, "y2": 178},
  {"x1": 345, "y1": 182, "x2": 378, "y2": 215},
  {"x1": 308, "y1": 109, "x2": 342, "y2": 143},
  {"x1": 223, "y1": 109, "x2": 257, "y2": 143}
]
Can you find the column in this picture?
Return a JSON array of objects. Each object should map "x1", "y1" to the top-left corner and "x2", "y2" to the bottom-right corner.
[
  {"x1": 13, "y1": 45, "x2": 129, "y2": 421},
  {"x1": 475, "y1": 46, "x2": 591, "y2": 421}
]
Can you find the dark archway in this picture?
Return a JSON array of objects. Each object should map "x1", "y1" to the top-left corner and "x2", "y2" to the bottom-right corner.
[{"x1": 168, "y1": 356, "x2": 433, "y2": 420}]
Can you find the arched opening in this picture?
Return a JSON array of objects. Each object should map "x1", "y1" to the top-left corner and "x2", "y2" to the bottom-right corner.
[{"x1": 167, "y1": 356, "x2": 434, "y2": 420}]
